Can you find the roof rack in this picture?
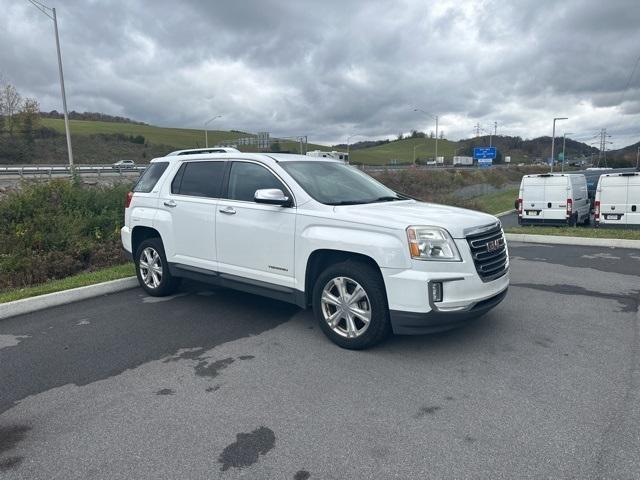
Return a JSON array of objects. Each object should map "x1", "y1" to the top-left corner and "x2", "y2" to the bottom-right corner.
[{"x1": 166, "y1": 147, "x2": 240, "y2": 156}]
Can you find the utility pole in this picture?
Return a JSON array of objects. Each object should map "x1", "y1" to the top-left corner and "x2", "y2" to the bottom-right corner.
[
  {"x1": 636, "y1": 146, "x2": 639, "y2": 169},
  {"x1": 494, "y1": 121, "x2": 497, "y2": 137},
  {"x1": 550, "y1": 117, "x2": 568, "y2": 173}
]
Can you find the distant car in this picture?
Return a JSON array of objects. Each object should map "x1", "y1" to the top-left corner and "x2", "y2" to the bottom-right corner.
[{"x1": 113, "y1": 160, "x2": 136, "y2": 168}]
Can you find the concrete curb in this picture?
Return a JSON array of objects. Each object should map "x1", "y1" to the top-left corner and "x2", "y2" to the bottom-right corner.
[
  {"x1": 496, "y1": 209, "x2": 516, "y2": 217},
  {"x1": 505, "y1": 233, "x2": 640, "y2": 250},
  {"x1": 0, "y1": 276, "x2": 138, "y2": 320}
]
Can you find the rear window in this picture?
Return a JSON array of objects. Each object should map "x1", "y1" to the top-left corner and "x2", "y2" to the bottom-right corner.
[
  {"x1": 172, "y1": 161, "x2": 226, "y2": 198},
  {"x1": 133, "y1": 162, "x2": 168, "y2": 193}
]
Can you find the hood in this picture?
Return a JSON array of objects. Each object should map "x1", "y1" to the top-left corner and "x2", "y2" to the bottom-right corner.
[{"x1": 332, "y1": 200, "x2": 500, "y2": 238}]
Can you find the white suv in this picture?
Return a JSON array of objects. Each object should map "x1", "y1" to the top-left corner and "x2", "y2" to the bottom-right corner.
[{"x1": 121, "y1": 153, "x2": 509, "y2": 349}]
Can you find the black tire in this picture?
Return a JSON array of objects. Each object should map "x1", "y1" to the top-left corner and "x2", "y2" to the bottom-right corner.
[
  {"x1": 312, "y1": 260, "x2": 391, "y2": 350},
  {"x1": 568, "y1": 214, "x2": 577, "y2": 227},
  {"x1": 583, "y1": 214, "x2": 591, "y2": 225},
  {"x1": 134, "y1": 237, "x2": 180, "y2": 296}
]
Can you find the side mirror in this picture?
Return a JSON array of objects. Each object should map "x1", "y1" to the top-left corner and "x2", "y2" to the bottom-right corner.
[{"x1": 254, "y1": 188, "x2": 291, "y2": 206}]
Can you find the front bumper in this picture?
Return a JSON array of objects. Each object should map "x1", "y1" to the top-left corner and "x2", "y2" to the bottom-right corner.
[
  {"x1": 390, "y1": 287, "x2": 508, "y2": 334},
  {"x1": 381, "y1": 236, "x2": 509, "y2": 335}
]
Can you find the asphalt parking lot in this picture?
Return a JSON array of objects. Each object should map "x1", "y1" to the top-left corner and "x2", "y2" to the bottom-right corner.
[{"x1": 0, "y1": 242, "x2": 639, "y2": 479}]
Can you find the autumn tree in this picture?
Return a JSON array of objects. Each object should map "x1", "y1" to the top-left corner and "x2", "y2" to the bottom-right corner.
[{"x1": 1, "y1": 83, "x2": 22, "y2": 136}]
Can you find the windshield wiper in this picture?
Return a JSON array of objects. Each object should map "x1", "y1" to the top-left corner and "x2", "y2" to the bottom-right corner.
[
  {"x1": 372, "y1": 195, "x2": 404, "y2": 202},
  {"x1": 325, "y1": 200, "x2": 369, "y2": 205}
]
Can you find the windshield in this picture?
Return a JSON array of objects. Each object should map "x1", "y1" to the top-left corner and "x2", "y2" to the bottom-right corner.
[{"x1": 281, "y1": 161, "x2": 404, "y2": 205}]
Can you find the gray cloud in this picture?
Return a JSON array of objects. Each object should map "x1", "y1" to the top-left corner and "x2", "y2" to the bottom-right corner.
[{"x1": 1, "y1": 0, "x2": 638, "y2": 147}]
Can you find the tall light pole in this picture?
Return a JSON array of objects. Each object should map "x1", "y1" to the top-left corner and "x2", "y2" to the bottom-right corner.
[
  {"x1": 550, "y1": 117, "x2": 568, "y2": 173},
  {"x1": 346, "y1": 134, "x2": 364, "y2": 164},
  {"x1": 28, "y1": 2, "x2": 74, "y2": 170},
  {"x1": 561, "y1": 132, "x2": 573, "y2": 172},
  {"x1": 204, "y1": 115, "x2": 222, "y2": 147},
  {"x1": 414, "y1": 108, "x2": 438, "y2": 162},
  {"x1": 637, "y1": 147, "x2": 640, "y2": 169}
]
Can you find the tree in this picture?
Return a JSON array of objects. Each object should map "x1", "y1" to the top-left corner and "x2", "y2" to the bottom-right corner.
[
  {"x1": 397, "y1": 132, "x2": 404, "y2": 140},
  {"x1": 1, "y1": 83, "x2": 22, "y2": 136},
  {"x1": 19, "y1": 98, "x2": 40, "y2": 144}
]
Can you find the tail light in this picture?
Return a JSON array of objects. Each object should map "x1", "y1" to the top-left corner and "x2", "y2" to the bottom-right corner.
[
  {"x1": 566, "y1": 198, "x2": 572, "y2": 217},
  {"x1": 517, "y1": 198, "x2": 523, "y2": 215},
  {"x1": 594, "y1": 200, "x2": 600, "y2": 221},
  {"x1": 125, "y1": 191, "x2": 133, "y2": 208}
]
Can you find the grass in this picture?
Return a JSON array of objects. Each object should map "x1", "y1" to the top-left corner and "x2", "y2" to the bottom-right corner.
[
  {"x1": 350, "y1": 137, "x2": 460, "y2": 165},
  {"x1": 0, "y1": 263, "x2": 135, "y2": 304},
  {"x1": 472, "y1": 188, "x2": 518, "y2": 215},
  {"x1": 41, "y1": 118, "x2": 331, "y2": 152},
  {"x1": 505, "y1": 226, "x2": 640, "y2": 240}
]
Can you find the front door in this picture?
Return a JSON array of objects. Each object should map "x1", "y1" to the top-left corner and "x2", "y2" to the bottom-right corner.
[{"x1": 216, "y1": 161, "x2": 296, "y2": 288}]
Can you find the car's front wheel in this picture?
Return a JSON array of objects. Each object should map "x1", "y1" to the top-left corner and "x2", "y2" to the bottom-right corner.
[
  {"x1": 135, "y1": 238, "x2": 180, "y2": 296},
  {"x1": 312, "y1": 260, "x2": 391, "y2": 349}
]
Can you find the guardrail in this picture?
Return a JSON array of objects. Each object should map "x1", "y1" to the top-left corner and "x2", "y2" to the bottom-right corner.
[{"x1": 0, "y1": 164, "x2": 146, "y2": 177}]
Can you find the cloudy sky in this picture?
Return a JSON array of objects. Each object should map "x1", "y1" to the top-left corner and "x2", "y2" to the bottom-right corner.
[{"x1": 2, "y1": 0, "x2": 639, "y2": 147}]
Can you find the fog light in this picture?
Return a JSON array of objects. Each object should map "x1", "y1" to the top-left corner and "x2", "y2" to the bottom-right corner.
[{"x1": 431, "y1": 282, "x2": 443, "y2": 303}]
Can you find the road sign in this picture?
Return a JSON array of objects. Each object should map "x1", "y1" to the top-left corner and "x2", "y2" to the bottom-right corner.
[
  {"x1": 473, "y1": 147, "x2": 497, "y2": 159},
  {"x1": 478, "y1": 158, "x2": 493, "y2": 168}
]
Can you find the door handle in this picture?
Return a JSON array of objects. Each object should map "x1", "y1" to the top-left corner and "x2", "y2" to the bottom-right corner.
[
  {"x1": 219, "y1": 206, "x2": 237, "y2": 215},
  {"x1": 164, "y1": 200, "x2": 177, "y2": 208}
]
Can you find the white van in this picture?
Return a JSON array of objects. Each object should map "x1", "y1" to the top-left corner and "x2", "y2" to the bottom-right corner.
[
  {"x1": 518, "y1": 173, "x2": 590, "y2": 226},
  {"x1": 594, "y1": 172, "x2": 640, "y2": 227}
]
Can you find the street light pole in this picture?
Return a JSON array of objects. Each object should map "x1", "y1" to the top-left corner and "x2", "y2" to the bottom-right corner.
[
  {"x1": 28, "y1": 3, "x2": 74, "y2": 170},
  {"x1": 562, "y1": 132, "x2": 573, "y2": 173},
  {"x1": 550, "y1": 117, "x2": 568, "y2": 173},
  {"x1": 204, "y1": 115, "x2": 221, "y2": 147},
  {"x1": 636, "y1": 146, "x2": 640, "y2": 169},
  {"x1": 52, "y1": 8, "x2": 74, "y2": 171},
  {"x1": 414, "y1": 108, "x2": 438, "y2": 162}
]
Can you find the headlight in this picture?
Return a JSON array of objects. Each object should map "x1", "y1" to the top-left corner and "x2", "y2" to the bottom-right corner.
[{"x1": 406, "y1": 226, "x2": 461, "y2": 261}]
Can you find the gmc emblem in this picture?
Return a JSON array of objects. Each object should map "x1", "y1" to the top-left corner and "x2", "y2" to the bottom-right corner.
[{"x1": 486, "y1": 239, "x2": 501, "y2": 252}]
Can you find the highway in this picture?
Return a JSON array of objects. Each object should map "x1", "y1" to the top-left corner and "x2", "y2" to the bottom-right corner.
[{"x1": 0, "y1": 243, "x2": 639, "y2": 479}]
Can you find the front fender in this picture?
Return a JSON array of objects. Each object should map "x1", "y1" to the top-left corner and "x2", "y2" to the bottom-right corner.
[{"x1": 295, "y1": 224, "x2": 410, "y2": 291}]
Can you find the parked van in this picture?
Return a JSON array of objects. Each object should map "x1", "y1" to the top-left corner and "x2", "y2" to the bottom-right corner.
[
  {"x1": 594, "y1": 172, "x2": 640, "y2": 227},
  {"x1": 517, "y1": 173, "x2": 590, "y2": 226}
]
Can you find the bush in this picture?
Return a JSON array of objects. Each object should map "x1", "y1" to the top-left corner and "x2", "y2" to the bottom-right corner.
[{"x1": 0, "y1": 180, "x2": 132, "y2": 291}]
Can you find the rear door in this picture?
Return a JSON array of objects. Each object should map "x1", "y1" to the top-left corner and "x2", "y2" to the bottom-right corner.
[
  {"x1": 521, "y1": 176, "x2": 546, "y2": 219},
  {"x1": 542, "y1": 176, "x2": 569, "y2": 221},
  {"x1": 157, "y1": 160, "x2": 226, "y2": 271},
  {"x1": 625, "y1": 174, "x2": 640, "y2": 226},
  {"x1": 599, "y1": 176, "x2": 628, "y2": 225}
]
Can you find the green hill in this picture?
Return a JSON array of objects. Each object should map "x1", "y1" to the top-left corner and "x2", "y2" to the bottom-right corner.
[{"x1": 349, "y1": 137, "x2": 460, "y2": 165}]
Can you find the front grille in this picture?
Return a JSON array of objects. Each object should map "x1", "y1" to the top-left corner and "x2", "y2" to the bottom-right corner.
[{"x1": 466, "y1": 224, "x2": 508, "y2": 282}]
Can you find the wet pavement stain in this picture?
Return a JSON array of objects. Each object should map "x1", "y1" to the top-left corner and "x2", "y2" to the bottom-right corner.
[
  {"x1": 464, "y1": 436, "x2": 477, "y2": 444},
  {"x1": 533, "y1": 336, "x2": 554, "y2": 348},
  {"x1": 238, "y1": 355, "x2": 255, "y2": 361},
  {"x1": 195, "y1": 357, "x2": 235, "y2": 378},
  {"x1": 163, "y1": 347, "x2": 208, "y2": 363},
  {"x1": 155, "y1": 388, "x2": 175, "y2": 396},
  {"x1": 0, "y1": 456, "x2": 23, "y2": 472},
  {"x1": 294, "y1": 470, "x2": 311, "y2": 480},
  {"x1": 414, "y1": 406, "x2": 441, "y2": 418},
  {"x1": 205, "y1": 385, "x2": 221, "y2": 393},
  {"x1": 0, "y1": 425, "x2": 31, "y2": 454},
  {"x1": 0, "y1": 424, "x2": 30, "y2": 472},
  {"x1": 218, "y1": 426, "x2": 276, "y2": 471},
  {"x1": 511, "y1": 283, "x2": 639, "y2": 313}
]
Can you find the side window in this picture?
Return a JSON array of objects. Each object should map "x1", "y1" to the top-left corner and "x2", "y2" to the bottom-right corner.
[
  {"x1": 227, "y1": 162, "x2": 287, "y2": 202},
  {"x1": 172, "y1": 161, "x2": 225, "y2": 198},
  {"x1": 133, "y1": 162, "x2": 168, "y2": 193}
]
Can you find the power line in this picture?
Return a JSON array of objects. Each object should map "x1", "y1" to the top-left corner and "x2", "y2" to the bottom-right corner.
[{"x1": 619, "y1": 54, "x2": 640, "y2": 106}]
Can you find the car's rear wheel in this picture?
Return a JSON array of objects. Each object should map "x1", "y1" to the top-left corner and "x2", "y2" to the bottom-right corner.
[
  {"x1": 313, "y1": 260, "x2": 391, "y2": 349},
  {"x1": 135, "y1": 238, "x2": 180, "y2": 296}
]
